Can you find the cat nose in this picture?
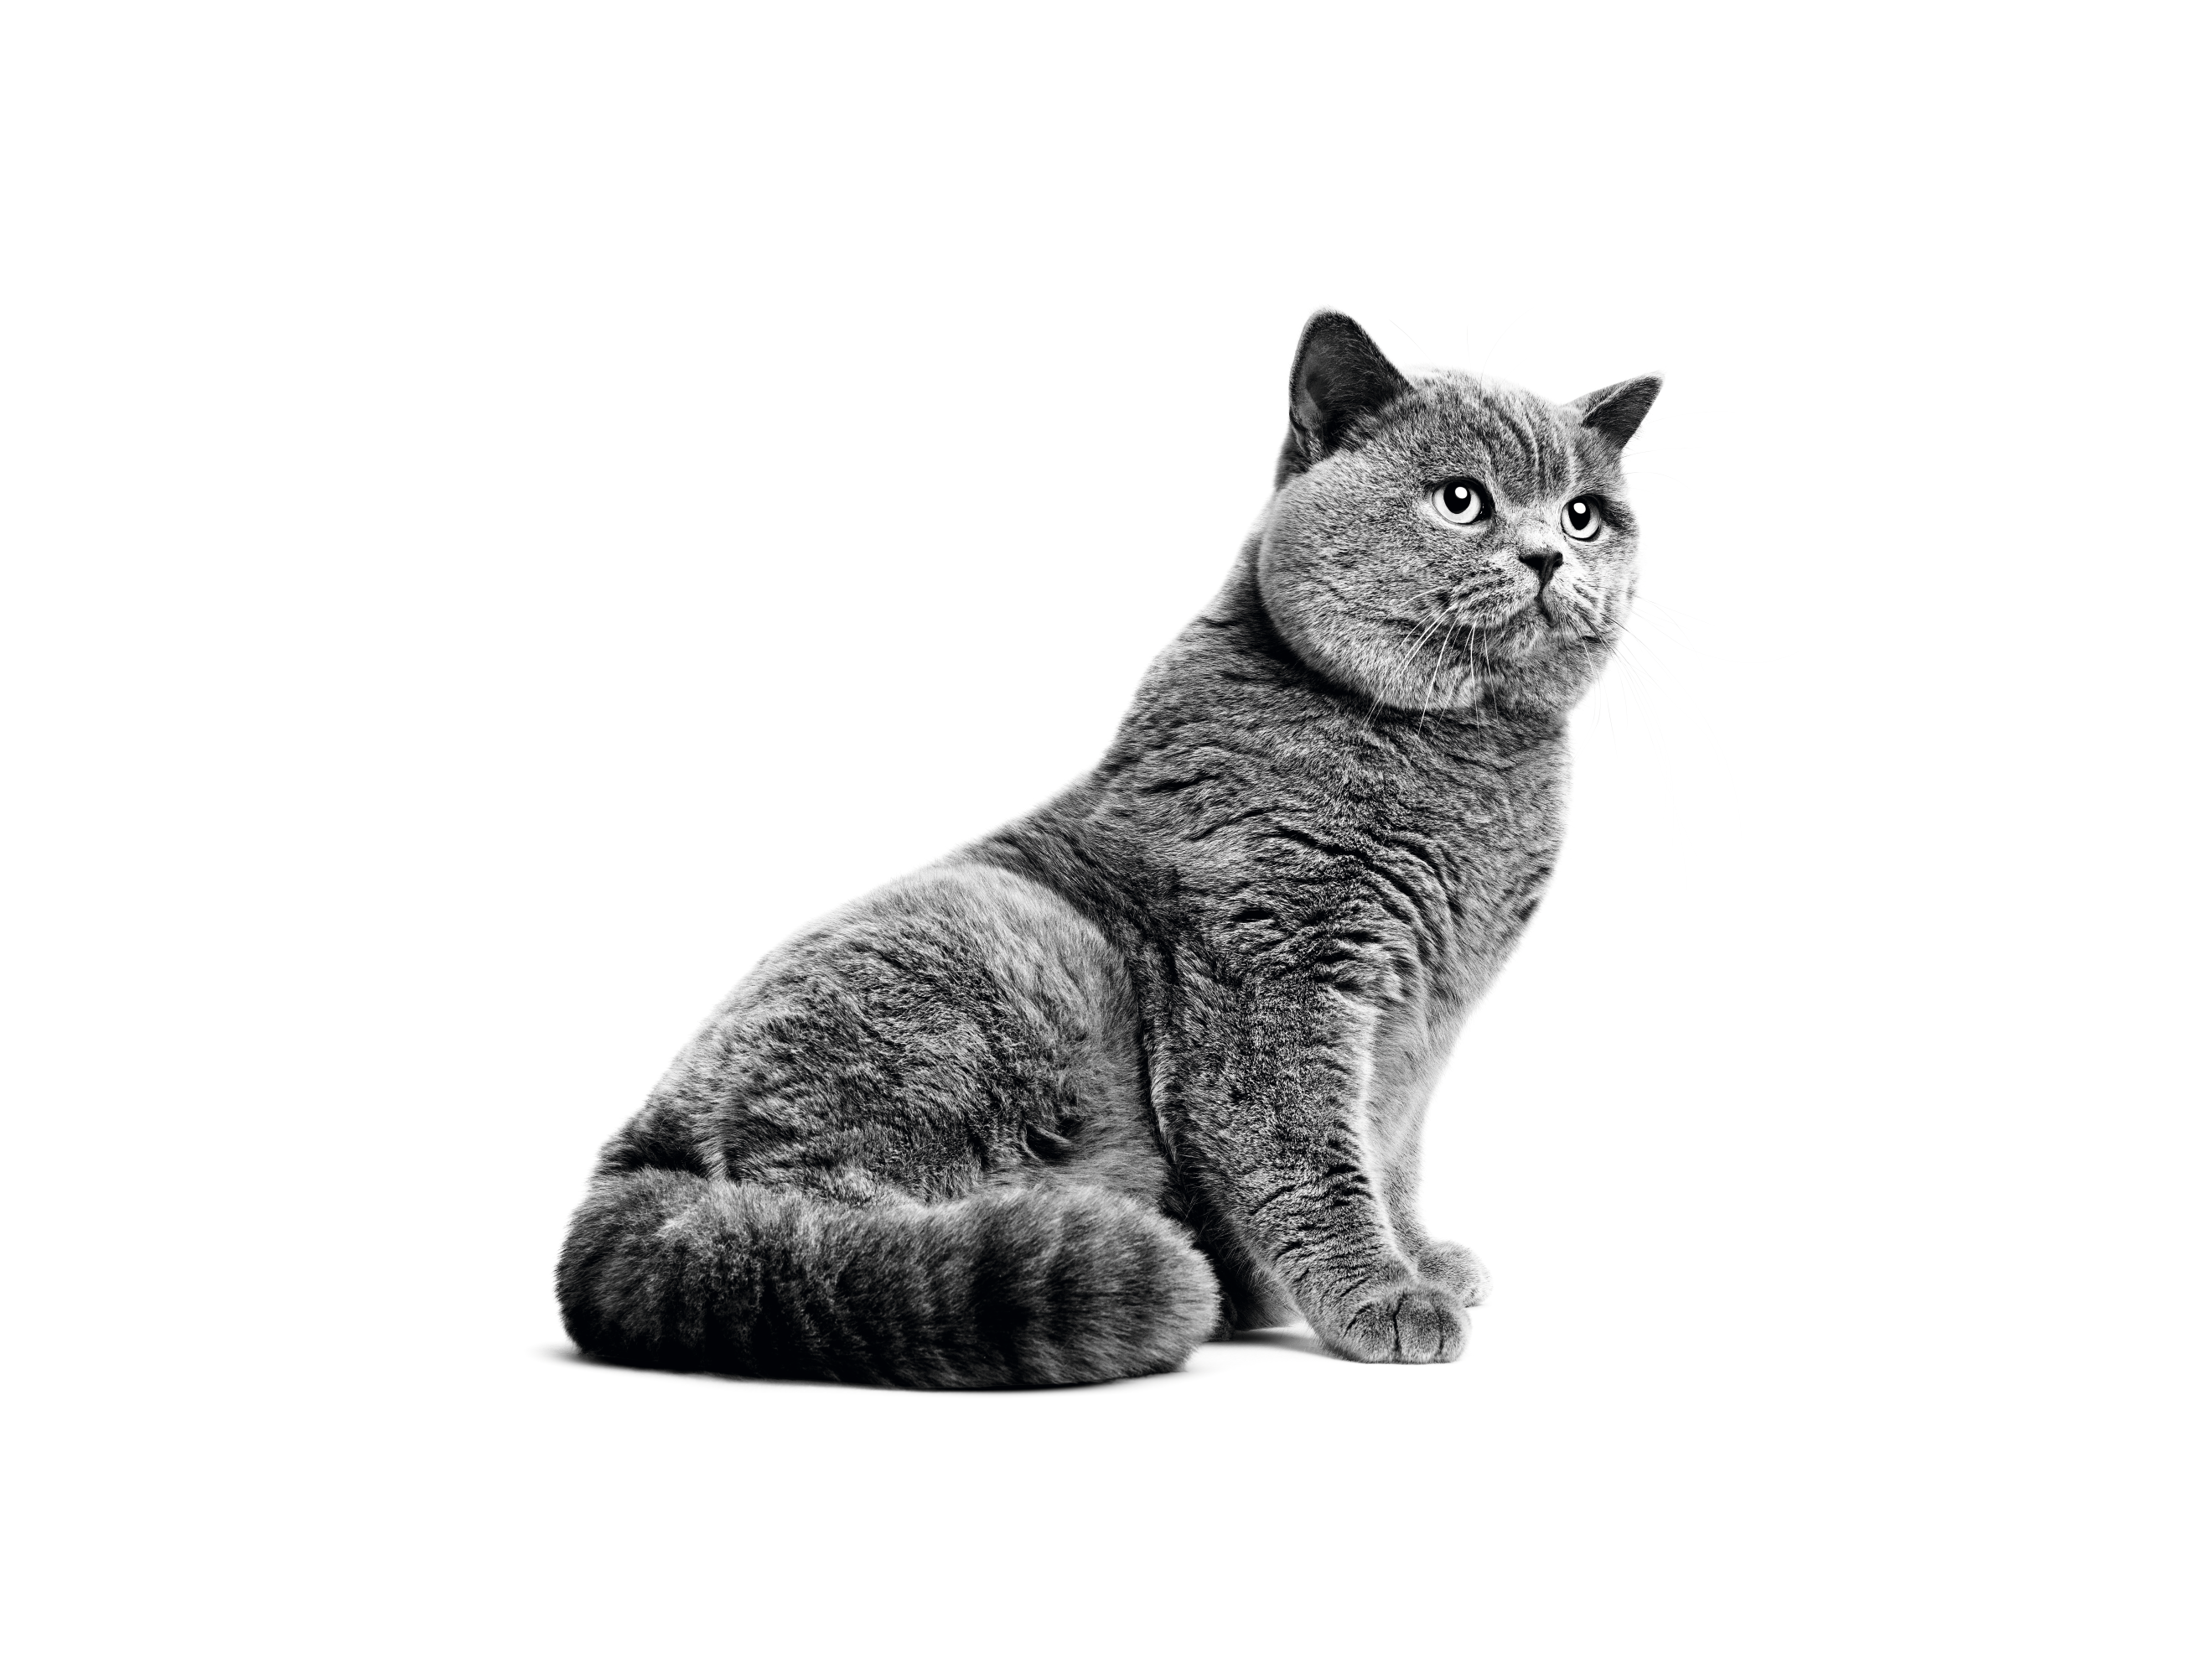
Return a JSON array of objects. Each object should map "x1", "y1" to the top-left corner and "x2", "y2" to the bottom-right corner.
[{"x1": 1518, "y1": 550, "x2": 1562, "y2": 587}]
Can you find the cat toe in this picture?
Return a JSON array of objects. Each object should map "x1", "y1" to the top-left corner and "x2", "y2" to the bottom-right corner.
[
  {"x1": 1324, "y1": 1282, "x2": 1469, "y2": 1364},
  {"x1": 1417, "y1": 1241, "x2": 1492, "y2": 1307}
]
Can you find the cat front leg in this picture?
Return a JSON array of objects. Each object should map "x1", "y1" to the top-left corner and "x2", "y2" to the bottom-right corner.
[
  {"x1": 1376, "y1": 1114, "x2": 1493, "y2": 1307},
  {"x1": 1409, "y1": 1239, "x2": 1492, "y2": 1305},
  {"x1": 1171, "y1": 979, "x2": 1469, "y2": 1365}
]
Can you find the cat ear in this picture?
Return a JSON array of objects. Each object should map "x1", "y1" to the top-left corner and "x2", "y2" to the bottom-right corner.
[
  {"x1": 1277, "y1": 311, "x2": 1411, "y2": 486},
  {"x1": 1569, "y1": 376, "x2": 1663, "y2": 449}
]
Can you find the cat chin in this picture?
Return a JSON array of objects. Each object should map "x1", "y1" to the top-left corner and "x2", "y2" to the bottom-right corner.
[
  {"x1": 1459, "y1": 610, "x2": 1580, "y2": 670},
  {"x1": 1460, "y1": 628, "x2": 1616, "y2": 715},
  {"x1": 1304, "y1": 614, "x2": 1605, "y2": 715},
  {"x1": 1363, "y1": 653, "x2": 1596, "y2": 718}
]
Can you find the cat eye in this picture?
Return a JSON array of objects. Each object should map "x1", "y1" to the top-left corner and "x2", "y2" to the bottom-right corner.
[
  {"x1": 1430, "y1": 478, "x2": 1491, "y2": 527},
  {"x1": 1561, "y1": 497, "x2": 1603, "y2": 541}
]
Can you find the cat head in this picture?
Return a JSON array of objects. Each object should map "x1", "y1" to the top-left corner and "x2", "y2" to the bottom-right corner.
[{"x1": 1256, "y1": 312, "x2": 1658, "y2": 717}]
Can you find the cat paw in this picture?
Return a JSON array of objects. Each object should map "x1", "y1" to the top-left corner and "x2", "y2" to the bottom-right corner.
[
  {"x1": 1322, "y1": 1281, "x2": 1469, "y2": 1365},
  {"x1": 1414, "y1": 1241, "x2": 1492, "y2": 1307}
]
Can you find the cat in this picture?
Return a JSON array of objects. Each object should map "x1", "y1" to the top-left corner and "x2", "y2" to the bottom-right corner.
[{"x1": 557, "y1": 313, "x2": 1658, "y2": 1388}]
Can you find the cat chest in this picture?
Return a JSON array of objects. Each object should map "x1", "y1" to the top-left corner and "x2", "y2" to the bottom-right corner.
[
  {"x1": 1355, "y1": 757, "x2": 1564, "y2": 957},
  {"x1": 1143, "y1": 736, "x2": 1568, "y2": 1004},
  {"x1": 1194, "y1": 812, "x2": 1559, "y2": 1010},
  {"x1": 1392, "y1": 823, "x2": 1559, "y2": 1007}
]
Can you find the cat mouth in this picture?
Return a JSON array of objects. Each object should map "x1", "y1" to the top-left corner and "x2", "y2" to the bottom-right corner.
[
  {"x1": 1475, "y1": 602, "x2": 1603, "y2": 656},
  {"x1": 1524, "y1": 596, "x2": 1603, "y2": 644},
  {"x1": 1436, "y1": 602, "x2": 1591, "y2": 668},
  {"x1": 1512, "y1": 596, "x2": 1566, "y2": 637}
]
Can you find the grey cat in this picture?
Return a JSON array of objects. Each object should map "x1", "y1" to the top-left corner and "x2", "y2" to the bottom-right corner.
[{"x1": 557, "y1": 314, "x2": 1658, "y2": 1387}]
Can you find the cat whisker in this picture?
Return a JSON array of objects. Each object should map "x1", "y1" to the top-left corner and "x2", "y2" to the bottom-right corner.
[
  {"x1": 1385, "y1": 606, "x2": 1458, "y2": 732},
  {"x1": 1415, "y1": 610, "x2": 1473, "y2": 736}
]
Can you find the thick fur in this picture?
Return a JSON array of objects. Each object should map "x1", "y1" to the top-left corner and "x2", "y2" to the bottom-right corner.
[
  {"x1": 557, "y1": 314, "x2": 1657, "y2": 1386},
  {"x1": 559, "y1": 1177, "x2": 1219, "y2": 1388}
]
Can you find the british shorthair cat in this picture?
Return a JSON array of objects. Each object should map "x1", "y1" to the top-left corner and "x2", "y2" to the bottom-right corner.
[{"x1": 558, "y1": 312, "x2": 1659, "y2": 1387}]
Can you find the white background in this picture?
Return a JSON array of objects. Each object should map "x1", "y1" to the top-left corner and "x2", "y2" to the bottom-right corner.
[{"x1": 4, "y1": 3, "x2": 2205, "y2": 1655}]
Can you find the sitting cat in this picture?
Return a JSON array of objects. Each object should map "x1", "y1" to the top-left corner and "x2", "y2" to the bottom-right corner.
[{"x1": 557, "y1": 313, "x2": 1658, "y2": 1387}]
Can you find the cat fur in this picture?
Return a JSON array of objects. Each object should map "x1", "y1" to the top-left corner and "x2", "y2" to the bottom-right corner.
[{"x1": 557, "y1": 313, "x2": 1659, "y2": 1387}]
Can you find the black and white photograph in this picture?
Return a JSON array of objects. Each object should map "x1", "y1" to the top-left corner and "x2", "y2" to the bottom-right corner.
[{"x1": 4, "y1": 3, "x2": 2205, "y2": 1655}]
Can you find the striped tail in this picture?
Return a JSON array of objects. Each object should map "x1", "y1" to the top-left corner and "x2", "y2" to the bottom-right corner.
[{"x1": 557, "y1": 1170, "x2": 1222, "y2": 1388}]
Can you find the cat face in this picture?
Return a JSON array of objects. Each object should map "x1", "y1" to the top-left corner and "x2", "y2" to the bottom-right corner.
[{"x1": 1256, "y1": 314, "x2": 1658, "y2": 717}]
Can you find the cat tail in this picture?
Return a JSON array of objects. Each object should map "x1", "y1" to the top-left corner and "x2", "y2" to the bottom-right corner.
[{"x1": 556, "y1": 1170, "x2": 1222, "y2": 1388}]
